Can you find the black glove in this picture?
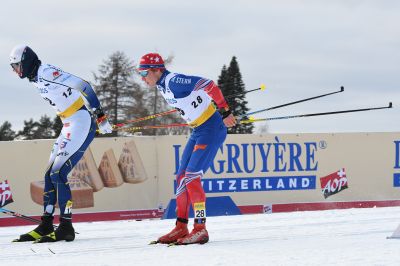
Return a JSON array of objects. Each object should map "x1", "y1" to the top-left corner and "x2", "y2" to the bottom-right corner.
[
  {"x1": 93, "y1": 107, "x2": 113, "y2": 134},
  {"x1": 220, "y1": 108, "x2": 232, "y2": 119},
  {"x1": 93, "y1": 107, "x2": 106, "y2": 120}
]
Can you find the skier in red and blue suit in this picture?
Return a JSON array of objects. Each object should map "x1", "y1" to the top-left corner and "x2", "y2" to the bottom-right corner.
[{"x1": 137, "y1": 53, "x2": 236, "y2": 245}]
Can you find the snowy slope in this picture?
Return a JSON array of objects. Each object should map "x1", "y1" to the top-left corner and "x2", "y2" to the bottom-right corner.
[{"x1": 1, "y1": 207, "x2": 400, "y2": 266}]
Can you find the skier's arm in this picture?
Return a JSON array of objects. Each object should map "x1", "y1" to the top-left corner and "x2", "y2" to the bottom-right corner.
[
  {"x1": 200, "y1": 79, "x2": 228, "y2": 109},
  {"x1": 197, "y1": 79, "x2": 236, "y2": 127},
  {"x1": 58, "y1": 72, "x2": 112, "y2": 133},
  {"x1": 59, "y1": 73, "x2": 101, "y2": 110}
]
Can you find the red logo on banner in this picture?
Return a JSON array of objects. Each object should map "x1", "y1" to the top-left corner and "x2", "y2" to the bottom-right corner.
[
  {"x1": 320, "y1": 168, "x2": 348, "y2": 199},
  {"x1": 0, "y1": 180, "x2": 13, "y2": 207}
]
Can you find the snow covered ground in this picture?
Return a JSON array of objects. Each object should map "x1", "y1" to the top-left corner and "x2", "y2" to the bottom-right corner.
[{"x1": 1, "y1": 206, "x2": 400, "y2": 266}]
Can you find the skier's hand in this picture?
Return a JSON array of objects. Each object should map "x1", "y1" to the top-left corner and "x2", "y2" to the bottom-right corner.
[
  {"x1": 220, "y1": 108, "x2": 236, "y2": 128},
  {"x1": 223, "y1": 113, "x2": 236, "y2": 128},
  {"x1": 93, "y1": 107, "x2": 113, "y2": 134}
]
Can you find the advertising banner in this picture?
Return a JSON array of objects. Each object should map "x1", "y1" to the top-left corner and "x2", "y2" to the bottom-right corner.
[{"x1": 0, "y1": 132, "x2": 399, "y2": 225}]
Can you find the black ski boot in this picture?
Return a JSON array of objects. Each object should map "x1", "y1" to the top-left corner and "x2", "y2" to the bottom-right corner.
[
  {"x1": 35, "y1": 215, "x2": 75, "y2": 243},
  {"x1": 13, "y1": 215, "x2": 54, "y2": 242}
]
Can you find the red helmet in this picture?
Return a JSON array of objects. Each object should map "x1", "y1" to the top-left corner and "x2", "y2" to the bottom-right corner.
[{"x1": 138, "y1": 53, "x2": 165, "y2": 71}]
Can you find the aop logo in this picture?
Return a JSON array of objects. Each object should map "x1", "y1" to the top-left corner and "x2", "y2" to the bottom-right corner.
[
  {"x1": 0, "y1": 180, "x2": 13, "y2": 207},
  {"x1": 320, "y1": 168, "x2": 348, "y2": 199}
]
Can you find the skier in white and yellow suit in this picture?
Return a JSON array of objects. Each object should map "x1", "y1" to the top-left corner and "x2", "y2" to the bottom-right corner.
[{"x1": 10, "y1": 45, "x2": 112, "y2": 243}]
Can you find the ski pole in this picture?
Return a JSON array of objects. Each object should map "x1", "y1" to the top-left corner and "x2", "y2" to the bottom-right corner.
[
  {"x1": 0, "y1": 207, "x2": 44, "y2": 225},
  {"x1": 0, "y1": 207, "x2": 80, "y2": 234},
  {"x1": 225, "y1": 84, "x2": 266, "y2": 99},
  {"x1": 113, "y1": 84, "x2": 266, "y2": 129},
  {"x1": 239, "y1": 102, "x2": 393, "y2": 123},
  {"x1": 240, "y1": 86, "x2": 345, "y2": 118},
  {"x1": 117, "y1": 123, "x2": 190, "y2": 132},
  {"x1": 112, "y1": 109, "x2": 177, "y2": 128}
]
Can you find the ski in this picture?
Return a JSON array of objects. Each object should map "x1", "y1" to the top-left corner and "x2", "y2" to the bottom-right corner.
[
  {"x1": 168, "y1": 242, "x2": 179, "y2": 247},
  {"x1": 30, "y1": 246, "x2": 55, "y2": 255},
  {"x1": 167, "y1": 241, "x2": 207, "y2": 247}
]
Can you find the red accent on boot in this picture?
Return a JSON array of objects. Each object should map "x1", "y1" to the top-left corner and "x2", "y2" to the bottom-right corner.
[
  {"x1": 157, "y1": 221, "x2": 189, "y2": 244},
  {"x1": 177, "y1": 223, "x2": 209, "y2": 245}
]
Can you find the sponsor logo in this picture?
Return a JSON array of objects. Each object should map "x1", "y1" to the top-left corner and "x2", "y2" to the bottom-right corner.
[
  {"x1": 52, "y1": 71, "x2": 61, "y2": 80},
  {"x1": 166, "y1": 98, "x2": 177, "y2": 104},
  {"x1": 175, "y1": 176, "x2": 316, "y2": 193},
  {"x1": 171, "y1": 76, "x2": 192, "y2": 84},
  {"x1": 263, "y1": 204, "x2": 272, "y2": 213},
  {"x1": 157, "y1": 84, "x2": 172, "y2": 94},
  {"x1": 39, "y1": 88, "x2": 48, "y2": 94},
  {"x1": 64, "y1": 200, "x2": 73, "y2": 214},
  {"x1": 193, "y1": 144, "x2": 207, "y2": 152},
  {"x1": 60, "y1": 141, "x2": 68, "y2": 149},
  {"x1": 174, "y1": 138, "x2": 319, "y2": 175},
  {"x1": 173, "y1": 138, "x2": 320, "y2": 192},
  {"x1": 172, "y1": 77, "x2": 191, "y2": 84},
  {"x1": 0, "y1": 180, "x2": 13, "y2": 207},
  {"x1": 320, "y1": 168, "x2": 348, "y2": 199},
  {"x1": 193, "y1": 202, "x2": 205, "y2": 210},
  {"x1": 57, "y1": 151, "x2": 70, "y2": 157}
]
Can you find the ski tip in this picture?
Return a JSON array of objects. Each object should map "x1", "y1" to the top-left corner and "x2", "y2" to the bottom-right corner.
[
  {"x1": 260, "y1": 84, "x2": 266, "y2": 91},
  {"x1": 11, "y1": 238, "x2": 27, "y2": 243},
  {"x1": 167, "y1": 242, "x2": 179, "y2": 247},
  {"x1": 340, "y1": 86, "x2": 344, "y2": 92},
  {"x1": 389, "y1": 102, "x2": 393, "y2": 108},
  {"x1": 149, "y1": 240, "x2": 159, "y2": 245}
]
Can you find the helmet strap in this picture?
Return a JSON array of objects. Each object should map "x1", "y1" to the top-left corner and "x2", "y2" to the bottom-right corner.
[{"x1": 28, "y1": 59, "x2": 41, "y2": 82}]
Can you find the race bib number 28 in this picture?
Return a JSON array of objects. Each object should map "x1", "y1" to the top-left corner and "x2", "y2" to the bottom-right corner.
[{"x1": 193, "y1": 202, "x2": 206, "y2": 219}]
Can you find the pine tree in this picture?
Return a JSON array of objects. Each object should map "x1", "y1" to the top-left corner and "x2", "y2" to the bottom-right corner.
[
  {"x1": 17, "y1": 119, "x2": 39, "y2": 140},
  {"x1": 16, "y1": 115, "x2": 58, "y2": 140},
  {"x1": 217, "y1": 56, "x2": 253, "y2": 134},
  {"x1": 33, "y1": 115, "x2": 54, "y2": 139},
  {"x1": 52, "y1": 116, "x2": 63, "y2": 137},
  {"x1": 93, "y1": 51, "x2": 147, "y2": 136},
  {"x1": 0, "y1": 121, "x2": 16, "y2": 141}
]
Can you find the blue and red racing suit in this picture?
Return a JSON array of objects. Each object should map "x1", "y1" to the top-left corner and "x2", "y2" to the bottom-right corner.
[{"x1": 156, "y1": 70, "x2": 229, "y2": 223}]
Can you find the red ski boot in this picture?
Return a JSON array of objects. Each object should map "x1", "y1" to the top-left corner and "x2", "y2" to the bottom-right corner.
[
  {"x1": 176, "y1": 223, "x2": 209, "y2": 245},
  {"x1": 157, "y1": 219, "x2": 189, "y2": 244}
]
